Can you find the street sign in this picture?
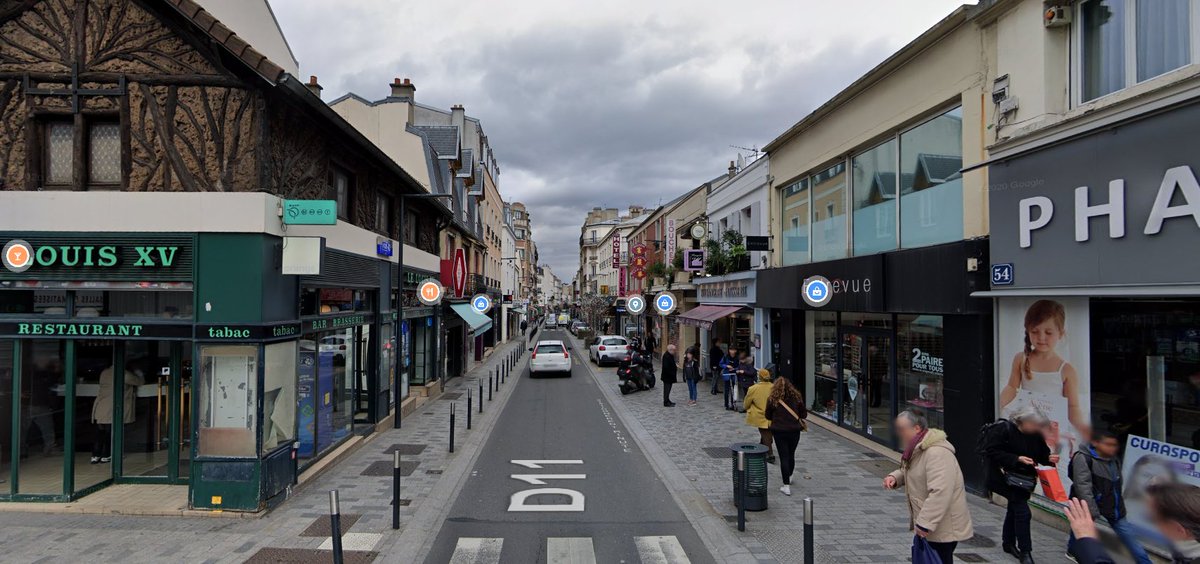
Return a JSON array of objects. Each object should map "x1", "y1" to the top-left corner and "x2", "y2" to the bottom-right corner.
[
  {"x1": 417, "y1": 278, "x2": 444, "y2": 306},
  {"x1": 802, "y1": 275, "x2": 832, "y2": 308},
  {"x1": 282, "y1": 200, "x2": 338, "y2": 225},
  {"x1": 653, "y1": 291, "x2": 677, "y2": 315},
  {"x1": 376, "y1": 239, "x2": 394, "y2": 257},
  {"x1": 689, "y1": 222, "x2": 706, "y2": 239},
  {"x1": 745, "y1": 236, "x2": 769, "y2": 252},
  {"x1": 612, "y1": 232, "x2": 621, "y2": 268},
  {"x1": 625, "y1": 295, "x2": 646, "y2": 315},
  {"x1": 470, "y1": 293, "x2": 493, "y2": 315},
  {"x1": 452, "y1": 248, "x2": 467, "y2": 298},
  {"x1": 991, "y1": 263, "x2": 1014, "y2": 286},
  {"x1": 683, "y1": 249, "x2": 705, "y2": 272}
]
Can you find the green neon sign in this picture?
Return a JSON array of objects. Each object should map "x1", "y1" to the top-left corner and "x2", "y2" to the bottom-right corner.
[{"x1": 283, "y1": 200, "x2": 338, "y2": 225}]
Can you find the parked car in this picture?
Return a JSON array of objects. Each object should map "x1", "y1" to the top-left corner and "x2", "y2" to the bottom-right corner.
[
  {"x1": 570, "y1": 321, "x2": 590, "y2": 335},
  {"x1": 589, "y1": 335, "x2": 629, "y2": 366},
  {"x1": 319, "y1": 335, "x2": 350, "y2": 364},
  {"x1": 529, "y1": 340, "x2": 571, "y2": 377},
  {"x1": 545, "y1": 317, "x2": 558, "y2": 329}
]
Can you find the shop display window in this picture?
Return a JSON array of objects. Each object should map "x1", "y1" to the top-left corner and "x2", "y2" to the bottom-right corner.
[
  {"x1": 197, "y1": 345, "x2": 257, "y2": 458},
  {"x1": 17, "y1": 339, "x2": 66, "y2": 494},
  {"x1": 811, "y1": 312, "x2": 839, "y2": 421},
  {"x1": 0, "y1": 290, "x2": 67, "y2": 316},
  {"x1": 76, "y1": 290, "x2": 193, "y2": 319},
  {"x1": 261, "y1": 341, "x2": 296, "y2": 454},
  {"x1": 897, "y1": 315, "x2": 945, "y2": 430}
]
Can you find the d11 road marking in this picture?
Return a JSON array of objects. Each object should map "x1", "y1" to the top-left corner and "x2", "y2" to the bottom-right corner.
[
  {"x1": 508, "y1": 460, "x2": 586, "y2": 512},
  {"x1": 511, "y1": 474, "x2": 586, "y2": 485}
]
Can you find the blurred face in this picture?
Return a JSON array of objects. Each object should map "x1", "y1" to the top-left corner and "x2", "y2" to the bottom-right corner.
[
  {"x1": 1093, "y1": 437, "x2": 1120, "y2": 458},
  {"x1": 1027, "y1": 318, "x2": 1064, "y2": 353},
  {"x1": 1149, "y1": 496, "x2": 1192, "y2": 542},
  {"x1": 728, "y1": 348, "x2": 737, "y2": 357},
  {"x1": 1017, "y1": 419, "x2": 1045, "y2": 434},
  {"x1": 895, "y1": 416, "x2": 920, "y2": 444}
]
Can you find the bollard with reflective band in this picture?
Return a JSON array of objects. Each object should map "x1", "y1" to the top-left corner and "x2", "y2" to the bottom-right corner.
[
  {"x1": 804, "y1": 497, "x2": 814, "y2": 564},
  {"x1": 466, "y1": 388, "x2": 472, "y2": 429},
  {"x1": 449, "y1": 403, "x2": 455, "y2": 453},
  {"x1": 392, "y1": 451, "x2": 401, "y2": 530},
  {"x1": 329, "y1": 490, "x2": 344, "y2": 564},
  {"x1": 737, "y1": 451, "x2": 746, "y2": 532}
]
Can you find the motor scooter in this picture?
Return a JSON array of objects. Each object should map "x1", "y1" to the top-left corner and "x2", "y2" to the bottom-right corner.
[{"x1": 617, "y1": 353, "x2": 655, "y2": 395}]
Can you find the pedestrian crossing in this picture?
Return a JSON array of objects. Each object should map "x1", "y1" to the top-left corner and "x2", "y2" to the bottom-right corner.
[{"x1": 447, "y1": 535, "x2": 692, "y2": 563}]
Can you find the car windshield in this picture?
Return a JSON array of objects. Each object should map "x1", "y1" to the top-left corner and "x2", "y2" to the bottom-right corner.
[
  {"x1": 602, "y1": 338, "x2": 625, "y2": 346},
  {"x1": 535, "y1": 344, "x2": 563, "y2": 354}
]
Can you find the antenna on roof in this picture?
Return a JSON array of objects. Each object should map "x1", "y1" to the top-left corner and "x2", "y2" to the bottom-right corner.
[{"x1": 730, "y1": 144, "x2": 761, "y2": 166}]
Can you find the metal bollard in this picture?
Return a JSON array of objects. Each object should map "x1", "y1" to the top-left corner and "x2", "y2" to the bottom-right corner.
[
  {"x1": 479, "y1": 382, "x2": 484, "y2": 413},
  {"x1": 449, "y1": 403, "x2": 455, "y2": 453},
  {"x1": 489, "y1": 375, "x2": 494, "y2": 400},
  {"x1": 329, "y1": 490, "x2": 345, "y2": 564},
  {"x1": 737, "y1": 451, "x2": 746, "y2": 532},
  {"x1": 392, "y1": 450, "x2": 401, "y2": 530},
  {"x1": 466, "y1": 388, "x2": 472, "y2": 429},
  {"x1": 804, "y1": 497, "x2": 814, "y2": 564}
]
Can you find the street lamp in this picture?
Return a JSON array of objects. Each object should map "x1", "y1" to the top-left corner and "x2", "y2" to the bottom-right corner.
[{"x1": 395, "y1": 192, "x2": 454, "y2": 429}]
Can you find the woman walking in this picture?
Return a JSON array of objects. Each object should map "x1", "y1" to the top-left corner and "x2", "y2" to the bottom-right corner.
[
  {"x1": 764, "y1": 377, "x2": 806, "y2": 495},
  {"x1": 982, "y1": 406, "x2": 1057, "y2": 564},
  {"x1": 682, "y1": 349, "x2": 701, "y2": 405},
  {"x1": 743, "y1": 368, "x2": 776, "y2": 464}
]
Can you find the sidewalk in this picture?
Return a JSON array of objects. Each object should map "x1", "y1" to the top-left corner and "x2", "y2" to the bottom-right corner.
[
  {"x1": 0, "y1": 338, "x2": 528, "y2": 564},
  {"x1": 593, "y1": 344, "x2": 1069, "y2": 564}
]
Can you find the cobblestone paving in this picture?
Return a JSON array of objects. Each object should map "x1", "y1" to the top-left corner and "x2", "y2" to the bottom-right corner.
[
  {"x1": 0, "y1": 342, "x2": 526, "y2": 564},
  {"x1": 585, "y1": 345, "x2": 1070, "y2": 564}
]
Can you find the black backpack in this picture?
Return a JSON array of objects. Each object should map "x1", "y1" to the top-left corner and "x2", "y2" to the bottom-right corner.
[{"x1": 976, "y1": 418, "x2": 1010, "y2": 463}]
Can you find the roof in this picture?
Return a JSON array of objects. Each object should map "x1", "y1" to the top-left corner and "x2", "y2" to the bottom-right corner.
[
  {"x1": 457, "y1": 149, "x2": 474, "y2": 178},
  {"x1": 163, "y1": 0, "x2": 286, "y2": 83},
  {"x1": 915, "y1": 154, "x2": 963, "y2": 183},
  {"x1": 416, "y1": 126, "x2": 460, "y2": 159}
]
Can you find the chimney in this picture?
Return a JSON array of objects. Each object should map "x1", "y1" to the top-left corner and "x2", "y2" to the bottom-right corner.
[
  {"x1": 728, "y1": 160, "x2": 737, "y2": 179},
  {"x1": 305, "y1": 75, "x2": 323, "y2": 98},
  {"x1": 390, "y1": 77, "x2": 416, "y2": 100},
  {"x1": 451, "y1": 104, "x2": 466, "y2": 132}
]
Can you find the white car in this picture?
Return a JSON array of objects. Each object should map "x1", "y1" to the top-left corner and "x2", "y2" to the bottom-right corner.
[
  {"x1": 545, "y1": 317, "x2": 558, "y2": 329},
  {"x1": 529, "y1": 340, "x2": 572, "y2": 377},
  {"x1": 589, "y1": 335, "x2": 629, "y2": 366}
]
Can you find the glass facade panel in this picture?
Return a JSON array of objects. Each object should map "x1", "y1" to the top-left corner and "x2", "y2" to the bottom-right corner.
[
  {"x1": 262, "y1": 341, "x2": 297, "y2": 454},
  {"x1": 120, "y1": 341, "x2": 165, "y2": 477},
  {"x1": 811, "y1": 312, "x2": 839, "y2": 422},
  {"x1": 73, "y1": 340, "x2": 112, "y2": 490},
  {"x1": 1136, "y1": 0, "x2": 1190, "y2": 82},
  {"x1": 810, "y1": 163, "x2": 848, "y2": 261},
  {"x1": 852, "y1": 140, "x2": 898, "y2": 255},
  {"x1": 1082, "y1": 0, "x2": 1127, "y2": 101},
  {"x1": 196, "y1": 345, "x2": 257, "y2": 458},
  {"x1": 0, "y1": 290, "x2": 68, "y2": 316},
  {"x1": 781, "y1": 179, "x2": 810, "y2": 265},
  {"x1": 900, "y1": 107, "x2": 964, "y2": 248},
  {"x1": 898, "y1": 315, "x2": 946, "y2": 431},
  {"x1": 18, "y1": 339, "x2": 65, "y2": 494}
]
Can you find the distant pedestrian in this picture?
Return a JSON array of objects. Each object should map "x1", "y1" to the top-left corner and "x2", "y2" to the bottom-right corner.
[
  {"x1": 735, "y1": 351, "x2": 755, "y2": 413},
  {"x1": 743, "y1": 368, "x2": 775, "y2": 464},
  {"x1": 720, "y1": 347, "x2": 738, "y2": 410},
  {"x1": 885, "y1": 409, "x2": 974, "y2": 564},
  {"x1": 1067, "y1": 483, "x2": 1200, "y2": 564},
  {"x1": 661, "y1": 344, "x2": 678, "y2": 407},
  {"x1": 764, "y1": 376, "x2": 806, "y2": 496},
  {"x1": 646, "y1": 330, "x2": 657, "y2": 355},
  {"x1": 682, "y1": 349, "x2": 701, "y2": 405},
  {"x1": 1066, "y1": 430, "x2": 1151, "y2": 564},
  {"x1": 981, "y1": 406, "x2": 1056, "y2": 564},
  {"x1": 709, "y1": 339, "x2": 724, "y2": 395}
]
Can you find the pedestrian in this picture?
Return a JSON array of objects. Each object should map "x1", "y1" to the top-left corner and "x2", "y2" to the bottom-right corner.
[
  {"x1": 682, "y1": 349, "x2": 701, "y2": 405},
  {"x1": 982, "y1": 406, "x2": 1057, "y2": 564},
  {"x1": 661, "y1": 344, "x2": 678, "y2": 407},
  {"x1": 1067, "y1": 483, "x2": 1200, "y2": 564},
  {"x1": 884, "y1": 410, "x2": 974, "y2": 564},
  {"x1": 646, "y1": 329, "x2": 657, "y2": 355},
  {"x1": 721, "y1": 347, "x2": 739, "y2": 410},
  {"x1": 735, "y1": 351, "x2": 756, "y2": 413},
  {"x1": 743, "y1": 368, "x2": 775, "y2": 464},
  {"x1": 765, "y1": 377, "x2": 808, "y2": 496},
  {"x1": 1065, "y1": 430, "x2": 1152, "y2": 564},
  {"x1": 709, "y1": 339, "x2": 724, "y2": 395}
]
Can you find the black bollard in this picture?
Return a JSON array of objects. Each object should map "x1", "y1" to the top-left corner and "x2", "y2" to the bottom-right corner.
[
  {"x1": 449, "y1": 403, "x2": 455, "y2": 453},
  {"x1": 737, "y1": 451, "x2": 746, "y2": 532},
  {"x1": 479, "y1": 382, "x2": 483, "y2": 413},
  {"x1": 466, "y1": 388, "x2": 472, "y2": 429},
  {"x1": 804, "y1": 497, "x2": 814, "y2": 564},
  {"x1": 489, "y1": 375, "x2": 494, "y2": 401},
  {"x1": 392, "y1": 450, "x2": 401, "y2": 530},
  {"x1": 330, "y1": 490, "x2": 345, "y2": 564}
]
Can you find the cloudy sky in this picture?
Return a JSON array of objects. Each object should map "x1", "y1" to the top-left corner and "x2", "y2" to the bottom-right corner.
[{"x1": 271, "y1": 0, "x2": 970, "y2": 279}]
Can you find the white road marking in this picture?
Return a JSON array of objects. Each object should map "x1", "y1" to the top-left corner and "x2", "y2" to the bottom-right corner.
[
  {"x1": 449, "y1": 537, "x2": 504, "y2": 564},
  {"x1": 510, "y1": 460, "x2": 583, "y2": 469},
  {"x1": 635, "y1": 536, "x2": 692, "y2": 564},
  {"x1": 317, "y1": 532, "x2": 381, "y2": 551},
  {"x1": 508, "y1": 487, "x2": 585, "y2": 512},
  {"x1": 546, "y1": 537, "x2": 597, "y2": 564},
  {"x1": 511, "y1": 473, "x2": 586, "y2": 485}
]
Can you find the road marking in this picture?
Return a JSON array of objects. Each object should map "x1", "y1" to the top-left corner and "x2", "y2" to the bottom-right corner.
[
  {"x1": 547, "y1": 537, "x2": 597, "y2": 564},
  {"x1": 511, "y1": 473, "x2": 586, "y2": 485},
  {"x1": 510, "y1": 460, "x2": 583, "y2": 469},
  {"x1": 449, "y1": 537, "x2": 504, "y2": 564},
  {"x1": 634, "y1": 536, "x2": 692, "y2": 564},
  {"x1": 508, "y1": 487, "x2": 585, "y2": 512},
  {"x1": 317, "y1": 532, "x2": 381, "y2": 551},
  {"x1": 597, "y1": 399, "x2": 631, "y2": 453}
]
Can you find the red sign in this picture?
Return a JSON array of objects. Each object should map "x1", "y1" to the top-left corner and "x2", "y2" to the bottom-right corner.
[
  {"x1": 631, "y1": 256, "x2": 648, "y2": 268},
  {"x1": 452, "y1": 248, "x2": 467, "y2": 298},
  {"x1": 619, "y1": 266, "x2": 627, "y2": 296},
  {"x1": 612, "y1": 232, "x2": 621, "y2": 268},
  {"x1": 632, "y1": 244, "x2": 648, "y2": 257},
  {"x1": 634, "y1": 269, "x2": 647, "y2": 280}
]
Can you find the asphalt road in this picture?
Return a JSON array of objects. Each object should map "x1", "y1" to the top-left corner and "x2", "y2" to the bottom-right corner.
[{"x1": 423, "y1": 329, "x2": 713, "y2": 564}]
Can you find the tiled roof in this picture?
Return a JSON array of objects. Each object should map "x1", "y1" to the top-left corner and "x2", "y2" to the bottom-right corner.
[
  {"x1": 415, "y1": 126, "x2": 460, "y2": 159},
  {"x1": 162, "y1": 0, "x2": 286, "y2": 82}
]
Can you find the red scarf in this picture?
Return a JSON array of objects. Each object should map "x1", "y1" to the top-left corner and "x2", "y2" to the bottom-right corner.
[{"x1": 902, "y1": 428, "x2": 929, "y2": 462}]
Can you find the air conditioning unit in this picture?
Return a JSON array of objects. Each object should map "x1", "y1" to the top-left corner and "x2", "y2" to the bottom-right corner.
[{"x1": 1045, "y1": 5, "x2": 1071, "y2": 28}]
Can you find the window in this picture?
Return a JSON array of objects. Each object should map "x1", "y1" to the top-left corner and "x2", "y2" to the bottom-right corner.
[
  {"x1": 404, "y1": 209, "x2": 417, "y2": 246},
  {"x1": 851, "y1": 139, "x2": 898, "y2": 255},
  {"x1": 811, "y1": 161, "x2": 848, "y2": 262},
  {"x1": 198, "y1": 345, "x2": 258, "y2": 458},
  {"x1": 376, "y1": 193, "x2": 393, "y2": 234},
  {"x1": 899, "y1": 106, "x2": 964, "y2": 248},
  {"x1": 1079, "y1": 0, "x2": 1193, "y2": 102},
  {"x1": 262, "y1": 341, "x2": 297, "y2": 454},
  {"x1": 41, "y1": 119, "x2": 122, "y2": 189},
  {"x1": 898, "y1": 315, "x2": 945, "y2": 431},
  {"x1": 332, "y1": 167, "x2": 351, "y2": 220},
  {"x1": 809, "y1": 311, "x2": 839, "y2": 421}
]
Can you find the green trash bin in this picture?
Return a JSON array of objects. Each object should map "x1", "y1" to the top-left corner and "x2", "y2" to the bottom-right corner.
[{"x1": 731, "y1": 442, "x2": 769, "y2": 511}]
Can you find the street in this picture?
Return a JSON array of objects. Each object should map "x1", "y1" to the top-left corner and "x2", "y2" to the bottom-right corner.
[{"x1": 424, "y1": 329, "x2": 711, "y2": 564}]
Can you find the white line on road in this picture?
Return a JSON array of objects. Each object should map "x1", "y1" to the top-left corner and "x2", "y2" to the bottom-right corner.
[
  {"x1": 449, "y1": 537, "x2": 504, "y2": 564},
  {"x1": 635, "y1": 536, "x2": 692, "y2": 564},
  {"x1": 546, "y1": 537, "x2": 597, "y2": 564},
  {"x1": 510, "y1": 459, "x2": 583, "y2": 469},
  {"x1": 510, "y1": 473, "x2": 586, "y2": 485}
]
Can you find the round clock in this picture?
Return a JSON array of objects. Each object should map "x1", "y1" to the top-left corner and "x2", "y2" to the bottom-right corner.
[{"x1": 689, "y1": 222, "x2": 706, "y2": 239}]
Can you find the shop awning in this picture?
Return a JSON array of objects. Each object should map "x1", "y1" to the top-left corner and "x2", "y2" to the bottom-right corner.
[
  {"x1": 677, "y1": 304, "x2": 745, "y2": 330},
  {"x1": 450, "y1": 303, "x2": 493, "y2": 336}
]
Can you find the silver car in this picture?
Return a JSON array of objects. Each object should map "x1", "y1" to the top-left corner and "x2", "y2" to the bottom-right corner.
[{"x1": 529, "y1": 340, "x2": 572, "y2": 377}]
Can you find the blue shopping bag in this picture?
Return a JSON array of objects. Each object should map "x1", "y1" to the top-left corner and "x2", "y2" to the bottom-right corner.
[{"x1": 911, "y1": 536, "x2": 943, "y2": 564}]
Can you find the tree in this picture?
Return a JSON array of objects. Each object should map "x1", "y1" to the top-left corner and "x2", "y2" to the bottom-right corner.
[{"x1": 703, "y1": 230, "x2": 748, "y2": 276}]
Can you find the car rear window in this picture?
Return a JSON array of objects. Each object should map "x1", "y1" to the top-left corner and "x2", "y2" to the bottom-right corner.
[
  {"x1": 536, "y1": 344, "x2": 564, "y2": 354},
  {"x1": 602, "y1": 338, "x2": 626, "y2": 346}
]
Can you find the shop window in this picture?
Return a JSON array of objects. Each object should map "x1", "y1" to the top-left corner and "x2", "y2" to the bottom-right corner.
[
  {"x1": 303, "y1": 287, "x2": 372, "y2": 315},
  {"x1": 262, "y1": 341, "x2": 296, "y2": 454},
  {"x1": 197, "y1": 345, "x2": 257, "y2": 458},
  {"x1": 76, "y1": 290, "x2": 193, "y2": 319},
  {"x1": 332, "y1": 167, "x2": 352, "y2": 220},
  {"x1": 781, "y1": 178, "x2": 811, "y2": 266},
  {"x1": 810, "y1": 162, "x2": 848, "y2": 262},
  {"x1": 852, "y1": 139, "x2": 899, "y2": 255},
  {"x1": 899, "y1": 107, "x2": 963, "y2": 248},
  {"x1": 0, "y1": 340, "x2": 10, "y2": 492},
  {"x1": 17, "y1": 339, "x2": 66, "y2": 494},
  {"x1": 39, "y1": 119, "x2": 122, "y2": 190},
  {"x1": 810, "y1": 311, "x2": 839, "y2": 421},
  {"x1": 1079, "y1": 0, "x2": 1193, "y2": 102},
  {"x1": 0, "y1": 290, "x2": 67, "y2": 316},
  {"x1": 898, "y1": 315, "x2": 945, "y2": 431}
]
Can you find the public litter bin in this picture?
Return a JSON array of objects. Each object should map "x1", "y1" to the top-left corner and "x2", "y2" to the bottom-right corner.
[{"x1": 731, "y1": 442, "x2": 769, "y2": 511}]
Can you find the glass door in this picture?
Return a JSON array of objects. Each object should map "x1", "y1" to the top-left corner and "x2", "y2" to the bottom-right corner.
[
  {"x1": 117, "y1": 340, "x2": 188, "y2": 482},
  {"x1": 839, "y1": 330, "x2": 894, "y2": 445}
]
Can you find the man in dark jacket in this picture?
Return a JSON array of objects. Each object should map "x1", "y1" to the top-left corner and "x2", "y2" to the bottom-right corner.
[
  {"x1": 735, "y1": 352, "x2": 756, "y2": 413},
  {"x1": 660, "y1": 344, "x2": 677, "y2": 407},
  {"x1": 709, "y1": 339, "x2": 724, "y2": 395},
  {"x1": 1067, "y1": 430, "x2": 1150, "y2": 563},
  {"x1": 982, "y1": 410, "x2": 1055, "y2": 563},
  {"x1": 1068, "y1": 483, "x2": 1200, "y2": 564}
]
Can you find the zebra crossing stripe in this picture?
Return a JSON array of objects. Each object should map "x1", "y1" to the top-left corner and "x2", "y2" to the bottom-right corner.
[
  {"x1": 546, "y1": 537, "x2": 597, "y2": 564},
  {"x1": 449, "y1": 537, "x2": 504, "y2": 564},
  {"x1": 634, "y1": 536, "x2": 691, "y2": 564}
]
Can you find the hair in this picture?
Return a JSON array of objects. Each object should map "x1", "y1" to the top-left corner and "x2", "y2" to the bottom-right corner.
[
  {"x1": 1092, "y1": 429, "x2": 1119, "y2": 443},
  {"x1": 1010, "y1": 404, "x2": 1049, "y2": 427},
  {"x1": 898, "y1": 409, "x2": 929, "y2": 431},
  {"x1": 1147, "y1": 483, "x2": 1200, "y2": 541},
  {"x1": 768, "y1": 377, "x2": 802, "y2": 407},
  {"x1": 1022, "y1": 299, "x2": 1066, "y2": 380}
]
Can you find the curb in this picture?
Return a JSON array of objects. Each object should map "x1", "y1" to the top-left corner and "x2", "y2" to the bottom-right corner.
[{"x1": 569, "y1": 336, "x2": 768, "y2": 564}]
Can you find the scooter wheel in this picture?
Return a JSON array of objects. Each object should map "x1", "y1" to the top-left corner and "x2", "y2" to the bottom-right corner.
[{"x1": 620, "y1": 386, "x2": 632, "y2": 395}]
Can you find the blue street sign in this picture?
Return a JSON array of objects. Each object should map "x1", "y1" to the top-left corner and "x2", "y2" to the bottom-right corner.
[
  {"x1": 802, "y1": 276, "x2": 832, "y2": 308},
  {"x1": 991, "y1": 263, "x2": 1014, "y2": 286}
]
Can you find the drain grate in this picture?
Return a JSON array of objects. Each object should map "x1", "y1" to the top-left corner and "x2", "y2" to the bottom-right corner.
[
  {"x1": 246, "y1": 548, "x2": 378, "y2": 563},
  {"x1": 425, "y1": 469, "x2": 443, "y2": 475},
  {"x1": 702, "y1": 447, "x2": 730, "y2": 459},
  {"x1": 382, "y1": 443, "x2": 427, "y2": 456},
  {"x1": 441, "y1": 392, "x2": 462, "y2": 400},
  {"x1": 300, "y1": 514, "x2": 361, "y2": 537},
  {"x1": 957, "y1": 553, "x2": 989, "y2": 562},
  {"x1": 851, "y1": 458, "x2": 897, "y2": 479},
  {"x1": 360, "y1": 460, "x2": 419, "y2": 477}
]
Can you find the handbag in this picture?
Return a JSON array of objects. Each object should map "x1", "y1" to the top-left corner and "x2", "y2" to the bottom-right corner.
[
  {"x1": 1037, "y1": 466, "x2": 1068, "y2": 501},
  {"x1": 1003, "y1": 469, "x2": 1037, "y2": 493},
  {"x1": 779, "y1": 402, "x2": 808, "y2": 432},
  {"x1": 911, "y1": 536, "x2": 944, "y2": 564}
]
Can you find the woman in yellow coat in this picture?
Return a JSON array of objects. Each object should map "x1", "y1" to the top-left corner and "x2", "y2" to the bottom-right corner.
[{"x1": 743, "y1": 368, "x2": 775, "y2": 463}]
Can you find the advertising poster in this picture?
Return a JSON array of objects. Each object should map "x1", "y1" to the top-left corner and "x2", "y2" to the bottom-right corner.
[
  {"x1": 317, "y1": 350, "x2": 335, "y2": 453},
  {"x1": 1122, "y1": 435, "x2": 1199, "y2": 539},
  {"x1": 997, "y1": 297, "x2": 1091, "y2": 494},
  {"x1": 297, "y1": 350, "x2": 316, "y2": 458}
]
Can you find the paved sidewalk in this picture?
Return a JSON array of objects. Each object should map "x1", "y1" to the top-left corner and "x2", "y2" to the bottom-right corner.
[
  {"x1": 0, "y1": 339, "x2": 528, "y2": 564},
  {"x1": 586, "y1": 342, "x2": 1069, "y2": 564}
]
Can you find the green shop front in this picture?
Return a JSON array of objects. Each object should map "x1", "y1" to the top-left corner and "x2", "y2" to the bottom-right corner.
[{"x1": 0, "y1": 232, "x2": 396, "y2": 511}]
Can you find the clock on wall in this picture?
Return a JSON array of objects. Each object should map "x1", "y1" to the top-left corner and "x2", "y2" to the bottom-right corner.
[{"x1": 689, "y1": 222, "x2": 706, "y2": 240}]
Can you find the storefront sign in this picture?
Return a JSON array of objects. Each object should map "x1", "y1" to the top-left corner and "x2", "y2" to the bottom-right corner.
[
  {"x1": 745, "y1": 236, "x2": 769, "y2": 252},
  {"x1": 612, "y1": 232, "x2": 621, "y2": 268},
  {"x1": 305, "y1": 313, "x2": 368, "y2": 333},
  {"x1": 910, "y1": 348, "x2": 943, "y2": 375},
  {"x1": 196, "y1": 323, "x2": 301, "y2": 341},
  {"x1": 990, "y1": 102, "x2": 1200, "y2": 288},
  {"x1": 756, "y1": 255, "x2": 883, "y2": 311},
  {"x1": 283, "y1": 200, "x2": 337, "y2": 225},
  {"x1": 452, "y1": 248, "x2": 467, "y2": 298},
  {"x1": 618, "y1": 266, "x2": 627, "y2": 297},
  {"x1": 1, "y1": 235, "x2": 192, "y2": 280},
  {"x1": 0, "y1": 320, "x2": 192, "y2": 338},
  {"x1": 684, "y1": 249, "x2": 705, "y2": 272},
  {"x1": 666, "y1": 219, "x2": 676, "y2": 260},
  {"x1": 697, "y1": 275, "x2": 755, "y2": 303}
]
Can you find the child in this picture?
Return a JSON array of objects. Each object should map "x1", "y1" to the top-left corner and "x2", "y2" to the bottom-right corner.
[{"x1": 1066, "y1": 430, "x2": 1152, "y2": 564}]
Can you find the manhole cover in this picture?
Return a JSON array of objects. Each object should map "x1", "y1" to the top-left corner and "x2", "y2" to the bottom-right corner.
[
  {"x1": 360, "y1": 460, "x2": 418, "y2": 477},
  {"x1": 957, "y1": 553, "x2": 989, "y2": 562},
  {"x1": 426, "y1": 469, "x2": 443, "y2": 475},
  {"x1": 393, "y1": 499, "x2": 411, "y2": 507},
  {"x1": 382, "y1": 443, "x2": 427, "y2": 456},
  {"x1": 300, "y1": 514, "x2": 361, "y2": 537},
  {"x1": 702, "y1": 447, "x2": 730, "y2": 459},
  {"x1": 442, "y1": 393, "x2": 462, "y2": 400},
  {"x1": 245, "y1": 548, "x2": 378, "y2": 563},
  {"x1": 851, "y1": 458, "x2": 897, "y2": 479}
]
